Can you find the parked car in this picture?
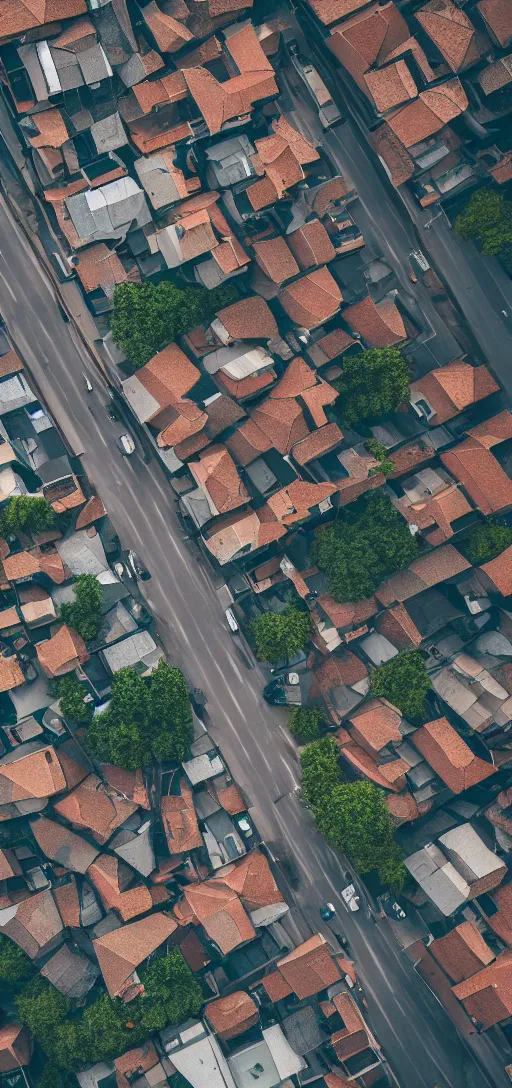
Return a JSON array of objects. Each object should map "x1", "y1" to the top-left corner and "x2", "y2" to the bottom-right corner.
[
  {"x1": 380, "y1": 893, "x2": 406, "y2": 921},
  {"x1": 116, "y1": 433, "x2": 135, "y2": 456},
  {"x1": 341, "y1": 883, "x2": 360, "y2": 912},
  {"x1": 127, "y1": 550, "x2": 151, "y2": 581},
  {"x1": 124, "y1": 596, "x2": 152, "y2": 626}
]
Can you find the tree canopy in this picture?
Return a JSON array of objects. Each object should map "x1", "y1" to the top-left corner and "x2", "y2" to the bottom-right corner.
[
  {"x1": 371, "y1": 650, "x2": 431, "y2": 719},
  {"x1": 288, "y1": 706, "x2": 324, "y2": 744},
  {"x1": 17, "y1": 950, "x2": 203, "y2": 1072},
  {"x1": 0, "y1": 495, "x2": 56, "y2": 537},
  {"x1": 333, "y1": 348, "x2": 410, "y2": 426},
  {"x1": 455, "y1": 188, "x2": 512, "y2": 256},
  {"x1": 60, "y1": 574, "x2": 103, "y2": 642},
  {"x1": 0, "y1": 934, "x2": 34, "y2": 985},
  {"x1": 58, "y1": 673, "x2": 93, "y2": 725},
  {"x1": 111, "y1": 280, "x2": 238, "y2": 370},
  {"x1": 86, "y1": 660, "x2": 193, "y2": 770},
  {"x1": 311, "y1": 491, "x2": 418, "y2": 602},
  {"x1": 365, "y1": 439, "x2": 396, "y2": 477},
  {"x1": 252, "y1": 607, "x2": 311, "y2": 664},
  {"x1": 300, "y1": 741, "x2": 406, "y2": 889},
  {"x1": 460, "y1": 519, "x2": 512, "y2": 565}
]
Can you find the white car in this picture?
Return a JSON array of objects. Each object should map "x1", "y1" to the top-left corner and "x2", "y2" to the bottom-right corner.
[
  {"x1": 341, "y1": 884, "x2": 360, "y2": 912},
  {"x1": 116, "y1": 433, "x2": 135, "y2": 456}
]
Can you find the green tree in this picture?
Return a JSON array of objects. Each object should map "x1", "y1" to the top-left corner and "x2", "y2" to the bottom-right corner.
[
  {"x1": 333, "y1": 348, "x2": 410, "y2": 426},
  {"x1": 132, "y1": 948, "x2": 203, "y2": 1033},
  {"x1": 86, "y1": 663, "x2": 192, "y2": 770},
  {"x1": 0, "y1": 934, "x2": 34, "y2": 985},
  {"x1": 16, "y1": 978, "x2": 73, "y2": 1056},
  {"x1": 60, "y1": 574, "x2": 103, "y2": 641},
  {"x1": 300, "y1": 737, "x2": 343, "y2": 809},
  {"x1": 111, "y1": 281, "x2": 239, "y2": 370},
  {"x1": 288, "y1": 706, "x2": 324, "y2": 744},
  {"x1": 148, "y1": 660, "x2": 193, "y2": 762},
  {"x1": 316, "y1": 780, "x2": 407, "y2": 890},
  {"x1": 58, "y1": 673, "x2": 93, "y2": 725},
  {"x1": 371, "y1": 650, "x2": 431, "y2": 719},
  {"x1": 0, "y1": 495, "x2": 56, "y2": 537},
  {"x1": 365, "y1": 439, "x2": 396, "y2": 477},
  {"x1": 461, "y1": 519, "x2": 512, "y2": 565},
  {"x1": 311, "y1": 491, "x2": 418, "y2": 602},
  {"x1": 252, "y1": 607, "x2": 311, "y2": 663},
  {"x1": 455, "y1": 188, "x2": 512, "y2": 255},
  {"x1": 37, "y1": 1063, "x2": 69, "y2": 1088}
]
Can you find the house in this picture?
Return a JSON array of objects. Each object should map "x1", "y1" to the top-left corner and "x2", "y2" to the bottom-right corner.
[
  {"x1": 0, "y1": 888, "x2": 64, "y2": 960},
  {"x1": 205, "y1": 992, "x2": 259, "y2": 1040},
  {"x1": 405, "y1": 823, "x2": 506, "y2": 916},
  {"x1": 410, "y1": 361, "x2": 499, "y2": 425},
  {"x1": 161, "y1": 776, "x2": 204, "y2": 855},
  {"x1": 431, "y1": 653, "x2": 512, "y2": 733},
  {"x1": 261, "y1": 933, "x2": 341, "y2": 1000},
  {"x1": 93, "y1": 912, "x2": 177, "y2": 998},
  {"x1": 411, "y1": 717, "x2": 496, "y2": 794},
  {"x1": 36, "y1": 624, "x2": 88, "y2": 678},
  {"x1": 87, "y1": 856, "x2": 165, "y2": 922},
  {"x1": 30, "y1": 815, "x2": 100, "y2": 874},
  {"x1": 440, "y1": 411, "x2": 512, "y2": 516},
  {"x1": 452, "y1": 950, "x2": 512, "y2": 1030},
  {"x1": 430, "y1": 920, "x2": 495, "y2": 984},
  {"x1": 0, "y1": 1025, "x2": 31, "y2": 1073},
  {"x1": 53, "y1": 773, "x2": 138, "y2": 845}
]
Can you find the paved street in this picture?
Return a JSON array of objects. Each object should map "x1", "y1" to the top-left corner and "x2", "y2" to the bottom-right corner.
[{"x1": 0, "y1": 193, "x2": 509, "y2": 1088}]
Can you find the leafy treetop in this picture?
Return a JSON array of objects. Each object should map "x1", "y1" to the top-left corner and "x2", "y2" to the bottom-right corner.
[
  {"x1": 86, "y1": 660, "x2": 193, "y2": 771},
  {"x1": 333, "y1": 348, "x2": 410, "y2": 427},
  {"x1": 288, "y1": 706, "x2": 324, "y2": 744},
  {"x1": 455, "y1": 188, "x2": 512, "y2": 256},
  {"x1": 365, "y1": 439, "x2": 396, "y2": 477},
  {"x1": 111, "y1": 280, "x2": 238, "y2": 370},
  {"x1": 17, "y1": 949, "x2": 203, "y2": 1072},
  {"x1": 300, "y1": 740, "x2": 406, "y2": 889},
  {"x1": 251, "y1": 607, "x2": 311, "y2": 664},
  {"x1": 311, "y1": 491, "x2": 418, "y2": 602},
  {"x1": 0, "y1": 934, "x2": 34, "y2": 985},
  {"x1": 60, "y1": 574, "x2": 103, "y2": 642},
  {"x1": 370, "y1": 650, "x2": 431, "y2": 719},
  {"x1": 460, "y1": 519, "x2": 512, "y2": 565},
  {"x1": 58, "y1": 673, "x2": 93, "y2": 725},
  {"x1": 0, "y1": 496, "x2": 56, "y2": 537}
]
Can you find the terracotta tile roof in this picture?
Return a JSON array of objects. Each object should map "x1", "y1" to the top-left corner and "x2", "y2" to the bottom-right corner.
[
  {"x1": 225, "y1": 21, "x2": 274, "y2": 73},
  {"x1": 54, "y1": 773, "x2": 138, "y2": 844},
  {"x1": 478, "y1": 57, "x2": 512, "y2": 96},
  {"x1": 0, "y1": 350, "x2": 23, "y2": 378},
  {"x1": 261, "y1": 970, "x2": 293, "y2": 1001},
  {"x1": 3, "y1": 551, "x2": 39, "y2": 581},
  {"x1": 251, "y1": 397, "x2": 309, "y2": 454},
  {"x1": 75, "y1": 495, "x2": 106, "y2": 530},
  {"x1": 75, "y1": 244, "x2": 128, "y2": 294},
  {"x1": 137, "y1": 343, "x2": 200, "y2": 410},
  {"x1": 288, "y1": 219, "x2": 336, "y2": 269},
  {"x1": 365, "y1": 59, "x2": 418, "y2": 114},
  {"x1": 480, "y1": 545, "x2": 512, "y2": 596},
  {"x1": 412, "y1": 717, "x2": 496, "y2": 793},
  {"x1": 217, "y1": 851, "x2": 284, "y2": 910},
  {"x1": 307, "y1": 0, "x2": 372, "y2": 28},
  {"x1": 301, "y1": 377, "x2": 338, "y2": 426},
  {"x1": 386, "y1": 789, "x2": 421, "y2": 824},
  {"x1": 0, "y1": 651, "x2": 23, "y2": 692},
  {"x1": 0, "y1": 887, "x2": 62, "y2": 959},
  {"x1": 370, "y1": 122, "x2": 415, "y2": 186},
  {"x1": 0, "y1": 746, "x2": 66, "y2": 802},
  {"x1": 441, "y1": 440, "x2": 512, "y2": 516},
  {"x1": 161, "y1": 777, "x2": 203, "y2": 854},
  {"x1": 252, "y1": 236, "x2": 299, "y2": 283},
  {"x1": 246, "y1": 176, "x2": 279, "y2": 211},
  {"x1": 377, "y1": 544, "x2": 470, "y2": 604},
  {"x1": 317, "y1": 593, "x2": 377, "y2": 630},
  {"x1": 225, "y1": 418, "x2": 273, "y2": 465},
  {"x1": 203, "y1": 508, "x2": 286, "y2": 564},
  {"x1": 142, "y1": 2, "x2": 192, "y2": 52},
  {"x1": 387, "y1": 79, "x2": 468, "y2": 146},
  {"x1": 343, "y1": 293, "x2": 406, "y2": 346},
  {"x1": 87, "y1": 855, "x2": 157, "y2": 922},
  {"x1": 184, "y1": 66, "x2": 278, "y2": 136},
  {"x1": 416, "y1": 0, "x2": 488, "y2": 73},
  {"x1": 278, "y1": 267, "x2": 343, "y2": 329},
  {"x1": 293, "y1": 422, "x2": 344, "y2": 464},
  {"x1": 206, "y1": 991, "x2": 259, "y2": 1039},
  {"x1": 377, "y1": 602, "x2": 422, "y2": 649},
  {"x1": 190, "y1": 444, "x2": 249, "y2": 514},
  {"x1": 31, "y1": 815, "x2": 99, "y2": 874},
  {"x1": 393, "y1": 485, "x2": 472, "y2": 546},
  {"x1": 214, "y1": 782, "x2": 246, "y2": 814},
  {"x1": 467, "y1": 409, "x2": 512, "y2": 449},
  {"x1": 314, "y1": 650, "x2": 368, "y2": 692},
  {"x1": 216, "y1": 297, "x2": 278, "y2": 341},
  {"x1": 28, "y1": 108, "x2": 69, "y2": 149},
  {"x1": 477, "y1": 0, "x2": 512, "y2": 47},
  {"x1": 158, "y1": 404, "x2": 207, "y2": 449},
  {"x1": 0, "y1": 0, "x2": 87, "y2": 39},
  {"x1": 431, "y1": 921, "x2": 495, "y2": 984},
  {"x1": 36, "y1": 625, "x2": 88, "y2": 678},
  {"x1": 411, "y1": 362, "x2": 499, "y2": 424},
  {"x1": 308, "y1": 328, "x2": 355, "y2": 365},
  {"x1": 53, "y1": 878, "x2": 80, "y2": 928},
  {"x1": 93, "y1": 912, "x2": 178, "y2": 997},
  {"x1": 452, "y1": 950, "x2": 512, "y2": 1028},
  {"x1": 100, "y1": 765, "x2": 150, "y2": 809},
  {"x1": 269, "y1": 116, "x2": 320, "y2": 166},
  {"x1": 133, "y1": 70, "x2": 188, "y2": 112},
  {"x1": 342, "y1": 743, "x2": 406, "y2": 790},
  {"x1": 115, "y1": 1042, "x2": 159, "y2": 1088},
  {"x1": 277, "y1": 934, "x2": 341, "y2": 998},
  {"x1": 349, "y1": 697, "x2": 401, "y2": 753},
  {"x1": 174, "y1": 880, "x2": 256, "y2": 954},
  {"x1": 271, "y1": 356, "x2": 317, "y2": 400},
  {"x1": 0, "y1": 848, "x2": 20, "y2": 880}
]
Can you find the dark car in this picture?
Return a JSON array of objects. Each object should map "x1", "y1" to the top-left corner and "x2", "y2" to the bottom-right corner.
[{"x1": 124, "y1": 597, "x2": 152, "y2": 627}]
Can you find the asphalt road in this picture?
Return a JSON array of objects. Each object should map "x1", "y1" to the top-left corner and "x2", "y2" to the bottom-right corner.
[{"x1": 0, "y1": 194, "x2": 510, "y2": 1088}]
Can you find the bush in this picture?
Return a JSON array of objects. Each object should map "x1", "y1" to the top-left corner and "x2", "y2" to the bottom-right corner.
[
  {"x1": 60, "y1": 574, "x2": 103, "y2": 642},
  {"x1": 333, "y1": 348, "x2": 410, "y2": 427},
  {"x1": 86, "y1": 661, "x2": 193, "y2": 771},
  {"x1": 111, "y1": 281, "x2": 239, "y2": 370},
  {"x1": 288, "y1": 707, "x2": 324, "y2": 744},
  {"x1": 311, "y1": 491, "x2": 418, "y2": 602},
  {"x1": 252, "y1": 607, "x2": 311, "y2": 664},
  {"x1": 300, "y1": 737, "x2": 343, "y2": 808},
  {"x1": 365, "y1": 439, "x2": 396, "y2": 477},
  {"x1": 0, "y1": 934, "x2": 34, "y2": 984},
  {"x1": 371, "y1": 650, "x2": 431, "y2": 719},
  {"x1": 460, "y1": 519, "x2": 512, "y2": 565},
  {"x1": 58, "y1": 674, "x2": 93, "y2": 725},
  {"x1": 0, "y1": 496, "x2": 56, "y2": 537},
  {"x1": 455, "y1": 188, "x2": 512, "y2": 256}
]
